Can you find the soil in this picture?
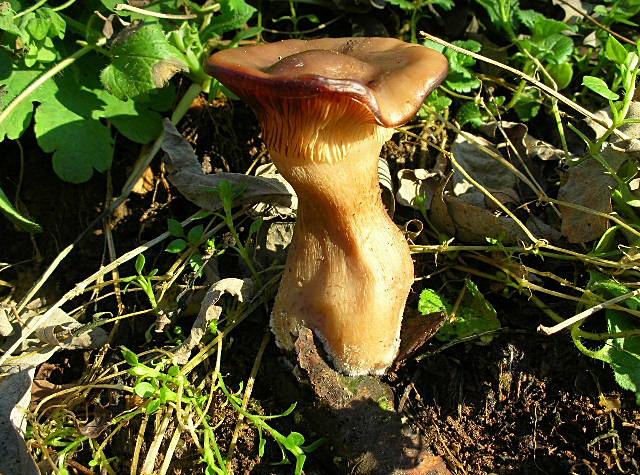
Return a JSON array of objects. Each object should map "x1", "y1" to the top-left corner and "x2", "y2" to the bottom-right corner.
[{"x1": 2, "y1": 20, "x2": 640, "y2": 469}]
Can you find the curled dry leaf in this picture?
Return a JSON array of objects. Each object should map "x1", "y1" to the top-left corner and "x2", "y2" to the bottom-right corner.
[
  {"x1": 254, "y1": 219, "x2": 295, "y2": 267},
  {"x1": 558, "y1": 102, "x2": 639, "y2": 243},
  {"x1": 428, "y1": 133, "x2": 527, "y2": 244},
  {"x1": 395, "y1": 168, "x2": 440, "y2": 210},
  {"x1": 451, "y1": 133, "x2": 518, "y2": 203},
  {"x1": 551, "y1": 0, "x2": 593, "y2": 23},
  {"x1": 162, "y1": 120, "x2": 293, "y2": 212},
  {"x1": 0, "y1": 304, "x2": 14, "y2": 336},
  {"x1": 0, "y1": 369, "x2": 39, "y2": 475},
  {"x1": 1, "y1": 308, "x2": 108, "y2": 374},
  {"x1": 557, "y1": 158, "x2": 619, "y2": 243},
  {"x1": 481, "y1": 121, "x2": 565, "y2": 162},
  {"x1": 378, "y1": 157, "x2": 395, "y2": 216},
  {"x1": 0, "y1": 302, "x2": 97, "y2": 474},
  {"x1": 253, "y1": 162, "x2": 297, "y2": 217},
  {"x1": 173, "y1": 278, "x2": 254, "y2": 364},
  {"x1": 436, "y1": 193, "x2": 529, "y2": 244}
]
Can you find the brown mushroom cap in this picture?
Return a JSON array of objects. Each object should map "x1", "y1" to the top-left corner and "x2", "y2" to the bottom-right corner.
[{"x1": 206, "y1": 37, "x2": 448, "y2": 128}]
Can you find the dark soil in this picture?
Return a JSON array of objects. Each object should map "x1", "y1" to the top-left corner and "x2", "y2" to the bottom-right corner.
[{"x1": 2, "y1": 87, "x2": 639, "y2": 475}]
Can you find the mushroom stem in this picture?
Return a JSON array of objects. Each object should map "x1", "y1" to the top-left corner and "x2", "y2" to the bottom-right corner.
[{"x1": 264, "y1": 99, "x2": 414, "y2": 375}]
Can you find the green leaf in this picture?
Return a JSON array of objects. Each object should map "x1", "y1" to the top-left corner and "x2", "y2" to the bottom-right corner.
[
  {"x1": 513, "y1": 89, "x2": 541, "y2": 120},
  {"x1": 166, "y1": 238, "x2": 187, "y2": 253},
  {"x1": 121, "y1": 347, "x2": 139, "y2": 366},
  {"x1": 0, "y1": 4, "x2": 22, "y2": 37},
  {"x1": 473, "y1": 0, "x2": 518, "y2": 34},
  {"x1": 436, "y1": 280, "x2": 500, "y2": 342},
  {"x1": 606, "y1": 313, "x2": 640, "y2": 404},
  {"x1": 532, "y1": 17, "x2": 573, "y2": 37},
  {"x1": 457, "y1": 102, "x2": 484, "y2": 127},
  {"x1": 284, "y1": 432, "x2": 305, "y2": 450},
  {"x1": 34, "y1": 93, "x2": 114, "y2": 182},
  {"x1": 146, "y1": 398, "x2": 161, "y2": 414},
  {"x1": 101, "y1": 23, "x2": 187, "y2": 101},
  {"x1": 541, "y1": 34, "x2": 574, "y2": 64},
  {"x1": 443, "y1": 40, "x2": 482, "y2": 93},
  {"x1": 589, "y1": 273, "x2": 640, "y2": 310},
  {"x1": 0, "y1": 53, "x2": 54, "y2": 141},
  {"x1": 134, "y1": 381, "x2": 156, "y2": 398},
  {"x1": 135, "y1": 254, "x2": 146, "y2": 274},
  {"x1": 95, "y1": 89, "x2": 162, "y2": 144},
  {"x1": 187, "y1": 224, "x2": 204, "y2": 245},
  {"x1": 167, "y1": 218, "x2": 184, "y2": 237},
  {"x1": 205, "y1": 0, "x2": 257, "y2": 36},
  {"x1": 606, "y1": 35, "x2": 628, "y2": 65},
  {"x1": 547, "y1": 63, "x2": 573, "y2": 90},
  {"x1": 582, "y1": 76, "x2": 620, "y2": 101},
  {"x1": 423, "y1": 89, "x2": 452, "y2": 114},
  {"x1": 418, "y1": 289, "x2": 449, "y2": 315},
  {"x1": 385, "y1": 0, "x2": 415, "y2": 10},
  {"x1": 0, "y1": 185, "x2": 41, "y2": 232}
]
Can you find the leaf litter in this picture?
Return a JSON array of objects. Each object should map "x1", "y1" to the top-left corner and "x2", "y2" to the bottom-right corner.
[{"x1": 0, "y1": 299, "x2": 107, "y2": 474}]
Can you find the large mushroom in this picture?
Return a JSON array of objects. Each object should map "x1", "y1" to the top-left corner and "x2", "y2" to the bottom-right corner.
[{"x1": 207, "y1": 37, "x2": 447, "y2": 375}]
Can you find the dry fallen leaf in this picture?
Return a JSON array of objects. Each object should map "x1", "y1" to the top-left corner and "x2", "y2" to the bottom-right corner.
[
  {"x1": 162, "y1": 120, "x2": 293, "y2": 212},
  {"x1": 378, "y1": 157, "x2": 396, "y2": 216},
  {"x1": 253, "y1": 162, "x2": 297, "y2": 217},
  {"x1": 557, "y1": 158, "x2": 619, "y2": 243},
  {"x1": 131, "y1": 165, "x2": 156, "y2": 195},
  {"x1": 395, "y1": 168, "x2": 440, "y2": 210},
  {"x1": 0, "y1": 370, "x2": 39, "y2": 475},
  {"x1": 173, "y1": 278, "x2": 254, "y2": 364},
  {"x1": 451, "y1": 133, "x2": 518, "y2": 202},
  {"x1": 0, "y1": 301, "x2": 103, "y2": 475},
  {"x1": 551, "y1": 0, "x2": 592, "y2": 23},
  {"x1": 2, "y1": 308, "x2": 108, "y2": 374},
  {"x1": 441, "y1": 194, "x2": 528, "y2": 244}
]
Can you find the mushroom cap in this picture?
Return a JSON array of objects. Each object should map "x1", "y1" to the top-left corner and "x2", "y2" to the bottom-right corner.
[{"x1": 206, "y1": 37, "x2": 448, "y2": 128}]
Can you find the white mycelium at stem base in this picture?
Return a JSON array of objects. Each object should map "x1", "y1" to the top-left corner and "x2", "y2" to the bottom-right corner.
[{"x1": 258, "y1": 94, "x2": 414, "y2": 376}]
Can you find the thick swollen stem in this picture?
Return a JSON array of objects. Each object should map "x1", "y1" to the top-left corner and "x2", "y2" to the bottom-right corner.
[{"x1": 267, "y1": 122, "x2": 414, "y2": 375}]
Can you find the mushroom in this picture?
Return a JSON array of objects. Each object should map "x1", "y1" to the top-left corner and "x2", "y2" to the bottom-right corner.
[{"x1": 207, "y1": 37, "x2": 447, "y2": 375}]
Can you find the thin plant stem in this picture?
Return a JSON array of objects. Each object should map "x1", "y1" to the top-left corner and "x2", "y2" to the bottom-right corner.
[
  {"x1": 226, "y1": 331, "x2": 270, "y2": 470},
  {"x1": 539, "y1": 288, "x2": 640, "y2": 335},
  {"x1": 14, "y1": 0, "x2": 47, "y2": 18},
  {"x1": 51, "y1": 0, "x2": 78, "y2": 12},
  {"x1": 114, "y1": 3, "x2": 197, "y2": 19}
]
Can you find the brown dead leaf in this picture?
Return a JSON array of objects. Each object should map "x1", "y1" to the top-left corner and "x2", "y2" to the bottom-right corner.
[
  {"x1": 378, "y1": 157, "x2": 395, "y2": 216},
  {"x1": 451, "y1": 133, "x2": 518, "y2": 202},
  {"x1": 393, "y1": 308, "x2": 447, "y2": 369},
  {"x1": 254, "y1": 219, "x2": 294, "y2": 267},
  {"x1": 0, "y1": 370, "x2": 39, "y2": 475},
  {"x1": 551, "y1": 0, "x2": 592, "y2": 23},
  {"x1": 433, "y1": 192, "x2": 528, "y2": 244},
  {"x1": 162, "y1": 120, "x2": 292, "y2": 212},
  {"x1": 429, "y1": 176, "x2": 456, "y2": 236},
  {"x1": 557, "y1": 159, "x2": 617, "y2": 243},
  {"x1": 173, "y1": 278, "x2": 253, "y2": 364},
  {"x1": 396, "y1": 168, "x2": 440, "y2": 210}
]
